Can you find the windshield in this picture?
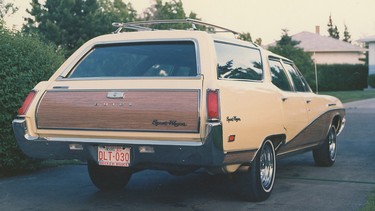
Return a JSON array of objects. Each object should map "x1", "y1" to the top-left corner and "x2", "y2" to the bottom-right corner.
[{"x1": 68, "y1": 41, "x2": 197, "y2": 78}]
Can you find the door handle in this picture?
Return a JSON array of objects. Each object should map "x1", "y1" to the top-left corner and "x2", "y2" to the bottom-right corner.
[
  {"x1": 281, "y1": 97, "x2": 288, "y2": 102},
  {"x1": 306, "y1": 99, "x2": 312, "y2": 104}
]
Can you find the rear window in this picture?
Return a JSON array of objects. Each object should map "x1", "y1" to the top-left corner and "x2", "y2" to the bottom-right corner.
[
  {"x1": 68, "y1": 41, "x2": 197, "y2": 78},
  {"x1": 215, "y1": 42, "x2": 263, "y2": 81}
]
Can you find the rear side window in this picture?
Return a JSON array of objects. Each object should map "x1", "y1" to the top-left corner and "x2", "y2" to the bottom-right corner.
[
  {"x1": 283, "y1": 63, "x2": 311, "y2": 92},
  {"x1": 269, "y1": 59, "x2": 292, "y2": 91},
  {"x1": 68, "y1": 41, "x2": 197, "y2": 78},
  {"x1": 215, "y1": 42, "x2": 263, "y2": 81}
]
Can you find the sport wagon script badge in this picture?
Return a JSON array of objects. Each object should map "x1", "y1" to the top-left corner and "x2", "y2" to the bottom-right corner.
[{"x1": 107, "y1": 92, "x2": 125, "y2": 99}]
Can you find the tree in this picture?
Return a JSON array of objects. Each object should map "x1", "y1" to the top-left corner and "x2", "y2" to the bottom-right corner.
[
  {"x1": 23, "y1": 0, "x2": 137, "y2": 57},
  {"x1": 238, "y1": 32, "x2": 263, "y2": 46},
  {"x1": 276, "y1": 29, "x2": 300, "y2": 46},
  {"x1": 327, "y1": 14, "x2": 340, "y2": 39},
  {"x1": 343, "y1": 24, "x2": 351, "y2": 43},
  {"x1": 268, "y1": 29, "x2": 315, "y2": 89},
  {"x1": 141, "y1": 0, "x2": 201, "y2": 30},
  {"x1": 143, "y1": 0, "x2": 185, "y2": 21},
  {"x1": 254, "y1": 38, "x2": 262, "y2": 46},
  {"x1": 239, "y1": 32, "x2": 252, "y2": 42},
  {"x1": 0, "y1": 0, "x2": 17, "y2": 27}
]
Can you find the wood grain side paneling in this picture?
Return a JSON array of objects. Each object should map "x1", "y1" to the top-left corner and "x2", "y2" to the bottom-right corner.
[{"x1": 37, "y1": 90, "x2": 199, "y2": 132}]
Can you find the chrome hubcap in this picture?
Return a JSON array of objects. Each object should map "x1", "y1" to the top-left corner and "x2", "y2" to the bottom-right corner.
[
  {"x1": 328, "y1": 128, "x2": 337, "y2": 161},
  {"x1": 260, "y1": 141, "x2": 275, "y2": 192}
]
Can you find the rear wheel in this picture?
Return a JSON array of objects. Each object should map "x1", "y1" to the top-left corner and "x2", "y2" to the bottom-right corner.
[
  {"x1": 87, "y1": 160, "x2": 132, "y2": 191},
  {"x1": 313, "y1": 126, "x2": 337, "y2": 167},
  {"x1": 240, "y1": 140, "x2": 276, "y2": 202}
]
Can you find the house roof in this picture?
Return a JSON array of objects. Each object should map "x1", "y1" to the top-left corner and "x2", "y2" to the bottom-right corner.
[
  {"x1": 358, "y1": 35, "x2": 375, "y2": 43},
  {"x1": 291, "y1": 31, "x2": 366, "y2": 52}
]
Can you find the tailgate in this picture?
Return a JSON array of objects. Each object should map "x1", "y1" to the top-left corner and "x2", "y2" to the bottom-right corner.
[{"x1": 36, "y1": 90, "x2": 200, "y2": 133}]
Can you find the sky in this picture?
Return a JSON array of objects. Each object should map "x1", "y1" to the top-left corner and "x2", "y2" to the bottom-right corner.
[{"x1": 4, "y1": 0, "x2": 375, "y2": 45}]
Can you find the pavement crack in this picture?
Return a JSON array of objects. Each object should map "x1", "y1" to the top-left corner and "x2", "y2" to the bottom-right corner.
[{"x1": 279, "y1": 176, "x2": 375, "y2": 185}]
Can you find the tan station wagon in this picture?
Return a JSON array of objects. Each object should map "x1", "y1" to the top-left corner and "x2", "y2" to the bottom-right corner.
[{"x1": 13, "y1": 19, "x2": 345, "y2": 201}]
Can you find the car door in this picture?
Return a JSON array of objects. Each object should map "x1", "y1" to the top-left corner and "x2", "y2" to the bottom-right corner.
[
  {"x1": 281, "y1": 61, "x2": 324, "y2": 145},
  {"x1": 268, "y1": 59, "x2": 308, "y2": 144}
]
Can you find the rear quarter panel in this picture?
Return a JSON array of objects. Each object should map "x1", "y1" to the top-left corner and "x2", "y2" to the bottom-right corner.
[{"x1": 217, "y1": 80, "x2": 285, "y2": 152}]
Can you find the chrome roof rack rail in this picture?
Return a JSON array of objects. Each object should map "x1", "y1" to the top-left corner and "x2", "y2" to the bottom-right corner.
[{"x1": 112, "y1": 18, "x2": 239, "y2": 36}]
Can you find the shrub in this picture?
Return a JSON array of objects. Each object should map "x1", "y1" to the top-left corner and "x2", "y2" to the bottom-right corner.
[
  {"x1": 368, "y1": 74, "x2": 375, "y2": 88},
  {"x1": 316, "y1": 64, "x2": 368, "y2": 91},
  {"x1": 0, "y1": 28, "x2": 65, "y2": 171}
]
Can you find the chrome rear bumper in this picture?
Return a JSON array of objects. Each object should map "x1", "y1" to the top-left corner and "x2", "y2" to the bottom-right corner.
[{"x1": 12, "y1": 119, "x2": 256, "y2": 169}]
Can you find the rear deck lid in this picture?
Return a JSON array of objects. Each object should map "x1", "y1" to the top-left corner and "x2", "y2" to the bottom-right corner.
[
  {"x1": 36, "y1": 89, "x2": 200, "y2": 132},
  {"x1": 36, "y1": 40, "x2": 202, "y2": 133}
]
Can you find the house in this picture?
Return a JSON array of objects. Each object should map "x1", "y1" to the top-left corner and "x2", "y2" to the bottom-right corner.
[
  {"x1": 358, "y1": 35, "x2": 375, "y2": 75},
  {"x1": 269, "y1": 27, "x2": 366, "y2": 65}
]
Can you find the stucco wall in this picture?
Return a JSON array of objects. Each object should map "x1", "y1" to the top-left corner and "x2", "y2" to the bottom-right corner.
[{"x1": 311, "y1": 52, "x2": 365, "y2": 65}]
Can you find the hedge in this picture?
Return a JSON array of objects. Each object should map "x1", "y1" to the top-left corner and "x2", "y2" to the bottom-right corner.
[
  {"x1": 316, "y1": 64, "x2": 368, "y2": 91},
  {"x1": 368, "y1": 74, "x2": 375, "y2": 88},
  {"x1": 0, "y1": 28, "x2": 65, "y2": 171}
]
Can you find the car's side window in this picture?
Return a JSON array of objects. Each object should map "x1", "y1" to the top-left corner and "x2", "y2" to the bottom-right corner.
[
  {"x1": 215, "y1": 42, "x2": 263, "y2": 81},
  {"x1": 269, "y1": 59, "x2": 292, "y2": 91},
  {"x1": 283, "y1": 63, "x2": 310, "y2": 92}
]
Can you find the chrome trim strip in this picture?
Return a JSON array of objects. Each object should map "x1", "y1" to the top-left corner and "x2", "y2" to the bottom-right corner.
[
  {"x1": 58, "y1": 76, "x2": 202, "y2": 81},
  {"x1": 43, "y1": 88, "x2": 201, "y2": 92},
  {"x1": 45, "y1": 137, "x2": 203, "y2": 146},
  {"x1": 37, "y1": 127, "x2": 199, "y2": 134},
  {"x1": 277, "y1": 143, "x2": 318, "y2": 157},
  {"x1": 52, "y1": 86, "x2": 69, "y2": 89}
]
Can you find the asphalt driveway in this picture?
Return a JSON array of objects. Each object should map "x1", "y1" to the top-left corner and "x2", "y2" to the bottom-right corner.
[{"x1": 0, "y1": 99, "x2": 374, "y2": 210}]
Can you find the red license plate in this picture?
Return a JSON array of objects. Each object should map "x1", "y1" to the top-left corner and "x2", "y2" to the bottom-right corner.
[{"x1": 98, "y1": 146, "x2": 131, "y2": 167}]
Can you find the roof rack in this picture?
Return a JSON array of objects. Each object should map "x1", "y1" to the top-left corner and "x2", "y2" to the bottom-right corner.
[{"x1": 112, "y1": 18, "x2": 239, "y2": 36}]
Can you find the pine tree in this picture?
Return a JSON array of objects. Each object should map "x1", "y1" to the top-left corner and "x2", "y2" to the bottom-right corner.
[
  {"x1": 327, "y1": 15, "x2": 340, "y2": 39},
  {"x1": 343, "y1": 24, "x2": 351, "y2": 43}
]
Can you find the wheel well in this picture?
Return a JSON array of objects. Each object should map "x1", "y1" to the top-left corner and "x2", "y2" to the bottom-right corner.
[
  {"x1": 266, "y1": 134, "x2": 286, "y2": 152},
  {"x1": 250, "y1": 134, "x2": 285, "y2": 164},
  {"x1": 332, "y1": 115, "x2": 342, "y2": 133}
]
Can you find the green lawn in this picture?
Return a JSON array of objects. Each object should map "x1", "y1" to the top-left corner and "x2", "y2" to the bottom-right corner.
[
  {"x1": 362, "y1": 191, "x2": 375, "y2": 211},
  {"x1": 319, "y1": 89, "x2": 375, "y2": 103}
]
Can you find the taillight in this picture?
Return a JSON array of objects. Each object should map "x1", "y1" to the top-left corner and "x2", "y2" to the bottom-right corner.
[
  {"x1": 18, "y1": 90, "x2": 37, "y2": 115},
  {"x1": 207, "y1": 89, "x2": 220, "y2": 120}
]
